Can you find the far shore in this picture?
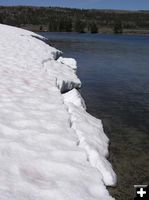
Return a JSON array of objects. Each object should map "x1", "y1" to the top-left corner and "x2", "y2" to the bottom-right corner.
[
  {"x1": 1, "y1": 6, "x2": 149, "y2": 37},
  {"x1": 21, "y1": 26, "x2": 149, "y2": 36}
]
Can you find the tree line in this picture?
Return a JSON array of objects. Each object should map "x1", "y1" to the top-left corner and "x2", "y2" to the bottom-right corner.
[{"x1": 0, "y1": 6, "x2": 149, "y2": 34}]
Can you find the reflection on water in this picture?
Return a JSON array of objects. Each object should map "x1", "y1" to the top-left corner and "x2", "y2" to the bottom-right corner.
[{"x1": 39, "y1": 32, "x2": 149, "y2": 200}]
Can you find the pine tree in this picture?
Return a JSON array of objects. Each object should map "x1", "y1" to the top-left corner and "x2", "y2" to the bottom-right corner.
[
  {"x1": 48, "y1": 18, "x2": 58, "y2": 32},
  {"x1": 114, "y1": 21, "x2": 123, "y2": 34},
  {"x1": 59, "y1": 18, "x2": 72, "y2": 32},
  {"x1": 90, "y1": 22, "x2": 98, "y2": 33},
  {"x1": 74, "y1": 19, "x2": 85, "y2": 33}
]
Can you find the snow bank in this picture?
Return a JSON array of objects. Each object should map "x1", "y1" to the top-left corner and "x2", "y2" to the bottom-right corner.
[
  {"x1": 0, "y1": 24, "x2": 116, "y2": 200},
  {"x1": 63, "y1": 89, "x2": 116, "y2": 186}
]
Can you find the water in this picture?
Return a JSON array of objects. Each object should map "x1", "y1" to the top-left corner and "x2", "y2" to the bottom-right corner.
[{"x1": 38, "y1": 32, "x2": 149, "y2": 200}]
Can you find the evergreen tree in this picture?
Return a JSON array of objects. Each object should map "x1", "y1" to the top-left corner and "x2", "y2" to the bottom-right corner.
[
  {"x1": 40, "y1": 25, "x2": 43, "y2": 31},
  {"x1": 74, "y1": 19, "x2": 85, "y2": 33},
  {"x1": 114, "y1": 21, "x2": 123, "y2": 34},
  {"x1": 90, "y1": 22, "x2": 98, "y2": 33},
  {"x1": 48, "y1": 18, "x2": 58, "y2": 32},
  {"x1": 59, "y1": 18, "x2": 72, "y2": 32},
  {"x1": 0, "y1": 15, "x2": 3, "y2": 24},
  {"x1": 65, "y1": 18, "x2": 72, "y2": 32}
]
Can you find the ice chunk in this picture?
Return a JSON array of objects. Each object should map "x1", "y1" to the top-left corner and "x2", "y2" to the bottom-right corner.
[
  {"x1": 63, "y1": 88, "x2": 86, "y2": 109},
  {"x1": 57, "y1": 57, "x2": 77, "y2": 70},
  {"x1": 44, "y1": 60, "x2": 81, "y2": 93}
]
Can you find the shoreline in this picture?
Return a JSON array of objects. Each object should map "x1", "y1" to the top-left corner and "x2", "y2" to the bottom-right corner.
[{"x1": 21, "y1": 27, "x2": 149, "y2": 36}]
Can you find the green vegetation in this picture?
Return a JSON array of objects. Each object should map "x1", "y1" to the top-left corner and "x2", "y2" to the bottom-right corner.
[
  {"x1": 48, "y1": 17, "x2": 72, "y2": 32},
  {"x1": 74, "y1": 19, "x2": 85, "y2": 33},
  {"x1": 90, "y1": 22, "x2": 98, "y2": 33},
  {"x1": 114, "y1": 21, "x2": 123, "y2": 34},
  {"x1": 0, "y1": 6, "x2": 149, "y2": 34}
]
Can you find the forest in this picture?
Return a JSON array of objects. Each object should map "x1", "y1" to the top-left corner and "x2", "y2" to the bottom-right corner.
[{"x1": 0, "y1": 6, "x2": 149, "y2": 34}]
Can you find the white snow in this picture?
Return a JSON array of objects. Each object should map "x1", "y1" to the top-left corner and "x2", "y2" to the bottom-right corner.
[
  {"x1": 63, "y1": 89, "x2": 116, "y2": 186},
  {"x1": 44, "y1": 60, "x2": 81, "y2": 93},
  {"x1": 57, "y1": 57, "x2": 77, "y2": 70},
  {"x1": 63, "y1": 88, "x2": 86, "y2": 109},
  {"x1": 0, "y1": 24, "x2": 116, "y2": 200}
]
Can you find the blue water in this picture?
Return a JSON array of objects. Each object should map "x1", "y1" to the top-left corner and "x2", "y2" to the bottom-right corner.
[{"x1": 38, "y1": 32, "x2": 149, "y2": 200}]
